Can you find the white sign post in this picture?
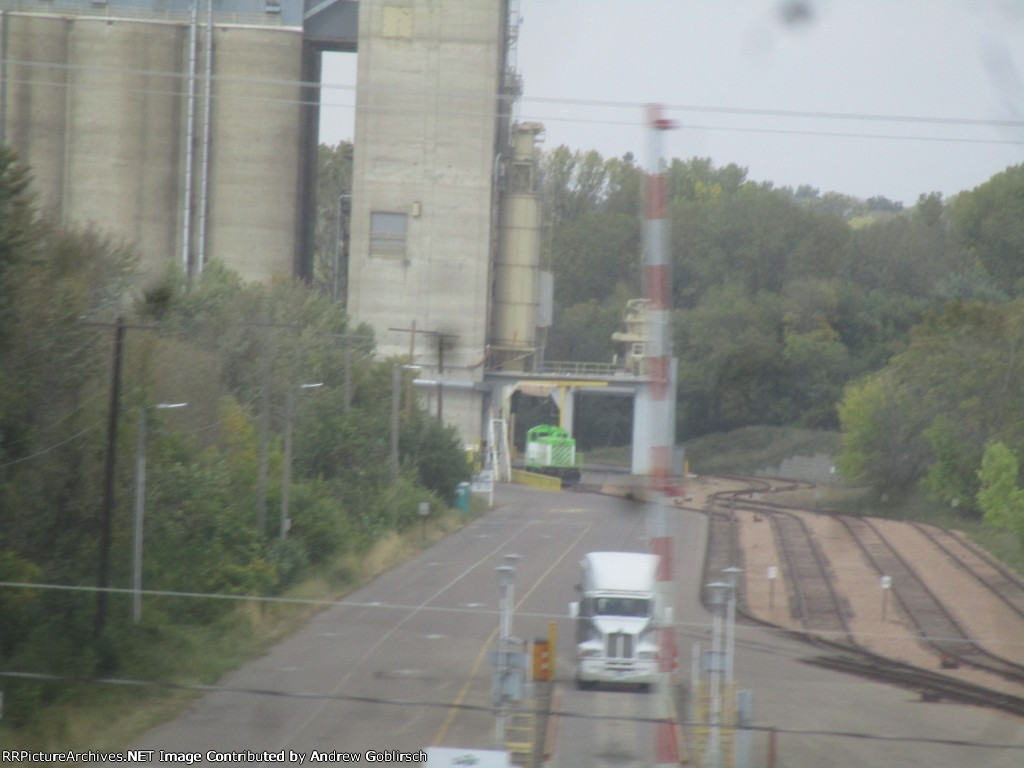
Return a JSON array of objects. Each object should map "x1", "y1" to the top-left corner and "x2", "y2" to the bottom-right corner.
[{"x1": 881, "y1": 575, "x2": 893, "y2": 621}]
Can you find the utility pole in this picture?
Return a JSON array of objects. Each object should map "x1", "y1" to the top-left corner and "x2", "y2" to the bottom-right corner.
[
  {"x1": 81, "y1": 316, "x2": 158, "y2": 638},
  {"x1": 95, "y1": 316, "x2": 125, "y2": 639}
]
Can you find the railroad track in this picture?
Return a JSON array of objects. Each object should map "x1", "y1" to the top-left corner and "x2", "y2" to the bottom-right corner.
[
  {"x1": 910, "y1": 521, "x2": 1024, "y2": 618},
  {"x1": 697, "y1": 477, "x2": 1024, "y2": 717},
  {"x1": 838, "y1": 514, "x2": 1024, "y2": 683},
  {"x1": 769, "y1": 509, "x2": 853, "y2": 642}
]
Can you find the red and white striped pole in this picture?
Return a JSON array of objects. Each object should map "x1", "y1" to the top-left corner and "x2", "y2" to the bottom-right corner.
[{"x1": 645, "y1": 103, "x2": 681, "y2": 768}]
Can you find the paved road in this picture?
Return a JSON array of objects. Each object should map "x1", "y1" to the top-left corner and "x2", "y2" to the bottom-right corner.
[
  {"x1": 125, "y1": 485, "x2": 633, "y2": 765},
  {"x1": 122, "y1": 484, "x2": 1024, "y2": 767}
]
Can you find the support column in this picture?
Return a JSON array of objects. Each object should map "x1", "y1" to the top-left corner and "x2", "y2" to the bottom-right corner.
[{"x1": 644, "y1": 103, "x2": 681, "y2": 768}]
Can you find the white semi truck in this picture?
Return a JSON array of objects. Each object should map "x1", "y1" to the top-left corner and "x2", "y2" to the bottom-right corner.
[{"x1": 568, "y1": 551, "x2": 660, "y2": 689}]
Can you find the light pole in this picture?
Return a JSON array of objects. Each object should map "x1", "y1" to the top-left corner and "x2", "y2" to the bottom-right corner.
[
  {"x1": 723, "y1": 566, "x2": 743, "y2": 686},
  {"x1": 494, "y1": 561, "x2": 518, "y2": 747},
  {"x1": 705, "y1": 580, "x2": 731, "y2": 768},
  {"x1": 133, "y1": 401, "x2": 187, "y2": 624},
  {"x1": 280, "y1": 382, "x2": 323, "y2": 540}
]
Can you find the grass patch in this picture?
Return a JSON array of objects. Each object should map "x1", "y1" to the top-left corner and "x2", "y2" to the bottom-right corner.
[
  {"x1": 0, "y1": 501, "x2": 483, "y2": 755},
  {"x1": 586, "y1": 426, "x2": 840, "y2": 474},
  {"x1": 583, "y1": 444, "x2": 632, "y2": 467},
  {"x1": 684, "y1": 425, "x2": 840, "y2": 476}
]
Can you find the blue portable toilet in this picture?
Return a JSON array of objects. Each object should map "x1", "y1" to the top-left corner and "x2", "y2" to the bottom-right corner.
[{"x1": 454, "y1": 482, "x2": 471, "y2": 516}]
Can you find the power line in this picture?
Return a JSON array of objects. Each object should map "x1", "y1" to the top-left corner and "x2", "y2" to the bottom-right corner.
[
  {"x1": 520, "y1": 93, "x2": 1024, "y2": 129},
  {"x1": 0, "y1": 421, "x2": 102, "y2": 469},
  {"x1": 0, "y1": 669, "x2": 1022, "y2": 752},
  {"x1": 3, "y1": 579, "x2": 1023, "y2": 654},
  {"x1": 6, "y1": 55, "x2": 1024, "y2": 131},
  {"x1": 3, "y1": 58, "x2": 1023, "y2": 151}
]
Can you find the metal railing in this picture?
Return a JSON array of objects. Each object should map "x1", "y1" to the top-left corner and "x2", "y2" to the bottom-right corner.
[
  {"x1": 540, "y1": 360, "x2": 625, "y2": 377},
  {"x1": 0, "y1": 0, "x2": 288, "y2": 28}
]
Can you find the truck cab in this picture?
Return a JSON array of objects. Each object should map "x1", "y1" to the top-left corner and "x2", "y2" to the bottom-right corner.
[{"x1": 569, "y1": 551, "x2": 660, "y2": 690}]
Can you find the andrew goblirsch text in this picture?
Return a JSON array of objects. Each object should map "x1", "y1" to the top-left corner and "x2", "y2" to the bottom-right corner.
[{"x1": 2, "y1": 750, "x2": 428, "y2": 764}]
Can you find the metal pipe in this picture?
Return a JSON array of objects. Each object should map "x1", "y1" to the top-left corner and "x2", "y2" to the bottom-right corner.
[
  {"x1": 197, "y1": 0, "x2": 214, "y2": 275},
  {"x1": 0, "y1": 11, "x2": 8, "y2": 146},
  {"x1": 410, "y1": 378, "x2": 478, "y2": 390},
  {"x1": 181, "y1": 0, "x2": 199, "y2": 276}
]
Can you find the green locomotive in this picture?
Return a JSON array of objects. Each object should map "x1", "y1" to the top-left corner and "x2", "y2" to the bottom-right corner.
[{"x1": 524, "y1": 424, "x2": 582, "y2": 484}]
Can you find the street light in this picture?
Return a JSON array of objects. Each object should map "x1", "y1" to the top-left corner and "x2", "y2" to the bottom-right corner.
[
  {"x1": 722, "y1": 566, "x2": 743, "y2": 685},
  {"x1": 280, "y1": 382, "x2": 323, "y2": 540},
  {"x1": 133, "y1": 402, "x2": 187, "y2": 624},
  {"x1": 494, "y1": 561, "x2": 518, "y2": 747},
  {"x1": 705, "y1": 580, "x2": 732, "y2": 768}
]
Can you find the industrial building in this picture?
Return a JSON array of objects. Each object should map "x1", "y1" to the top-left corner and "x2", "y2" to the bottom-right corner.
[
  {"x1": 346, "y1": 0, "x2": 549, "y2": 442},
  {"x1": 0, "y1": 0, "x2": 356, "y2": 283},
  {"x1": 0, "y1": 0, "x2": 547, "y2": 446},
  {"x1": 1, "y1": 0, "x2": 667, "y2": 467}
]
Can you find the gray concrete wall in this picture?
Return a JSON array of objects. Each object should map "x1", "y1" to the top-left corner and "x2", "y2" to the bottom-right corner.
[
  {"x1": 206, "y1": 24, "x2": 305, "y2": 281},
  {"x1": 1, "y1": 5, "x2": 304, "y2": 284},
  {"x1": 347, "y1": 0, "x2": 507, "y2": 444},
  {"x1": 756, "y1": 452, "x2": 838, "y2": 485}
]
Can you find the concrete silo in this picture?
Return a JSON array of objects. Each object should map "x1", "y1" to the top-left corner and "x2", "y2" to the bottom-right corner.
[{"x1": 0, "y1": 0, "x2": 313, "y2": 284}]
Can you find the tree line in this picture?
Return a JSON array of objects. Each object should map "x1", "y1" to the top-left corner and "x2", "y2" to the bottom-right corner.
[
  {"x1": 0, "y1": 146, "x2": 468, "y2": 723},
  {"x1": 536, "y1": 146, "x2": 1024, "y2": 536}
]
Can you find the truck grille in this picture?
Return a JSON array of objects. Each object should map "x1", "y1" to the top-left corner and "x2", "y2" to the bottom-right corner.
[{"x1": 606, "y1": 632, "x2": 634, "y2": 659}]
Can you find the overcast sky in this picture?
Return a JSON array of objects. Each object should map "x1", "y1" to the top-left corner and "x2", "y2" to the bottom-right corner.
[{"x1": 319, "y1": 0, "x2": 1024, "y2": 205}]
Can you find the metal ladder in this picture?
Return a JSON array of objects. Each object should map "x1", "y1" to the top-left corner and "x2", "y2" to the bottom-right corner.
[
  {"x1": 489, "y1": 417, "x2": 512, "y2": 481},
  {"x1": 505, "y1": 706, "x2": 536, "y2": 767}
]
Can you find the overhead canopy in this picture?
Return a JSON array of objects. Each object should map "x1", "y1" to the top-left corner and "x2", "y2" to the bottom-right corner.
[{"x1": 304, "y1": 0, "x2": 358, "y2": 50}]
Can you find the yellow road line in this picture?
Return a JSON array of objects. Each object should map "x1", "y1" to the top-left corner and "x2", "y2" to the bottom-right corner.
[{"x1": 432, "y1": 523, "x2": 591, "y2": 746}]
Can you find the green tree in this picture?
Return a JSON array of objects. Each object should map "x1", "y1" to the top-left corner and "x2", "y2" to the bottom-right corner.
[
  {"x1": 951, "y1": 164, "x2": 1024, "y2": 293},
  {"x1": 546, "y1": 298, "x2": 624, "y2": 363},
  {"x1": 836, "y1": 370, "x2": 924, "y2": 490},
  {"x1": 977, "y1": 441, "x2": 1024, "y2": 543},
  {"x1": 837, "y1": 300, "x2": 1024, "y2": 504},
  {"x1": 675, "y1": 285, "x2": 788, "y2": 437}
]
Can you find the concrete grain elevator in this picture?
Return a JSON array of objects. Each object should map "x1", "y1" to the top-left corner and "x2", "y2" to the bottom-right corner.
[{"x1": 346, "y1": 0, "x2": 546, "y2": 444}]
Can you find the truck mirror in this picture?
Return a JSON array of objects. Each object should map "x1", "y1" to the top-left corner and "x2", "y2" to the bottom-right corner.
[{"x1": 569, "y1": 601, "x2": 579, "y2": 618}]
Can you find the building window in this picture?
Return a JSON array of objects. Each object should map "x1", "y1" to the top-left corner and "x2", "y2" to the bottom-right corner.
[{"x1": 370, "y1": 211, "x2": 407, "y2": 256}]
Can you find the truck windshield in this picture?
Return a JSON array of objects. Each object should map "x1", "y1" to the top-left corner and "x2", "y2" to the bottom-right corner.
[{"x1": 593, "y1": 597, "x2": 650, "y2": 618}]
